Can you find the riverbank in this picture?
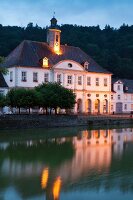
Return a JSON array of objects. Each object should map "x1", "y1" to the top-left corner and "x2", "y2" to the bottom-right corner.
[{"x1": 0, "y1": 114, "x2": 133, "y2": 130}]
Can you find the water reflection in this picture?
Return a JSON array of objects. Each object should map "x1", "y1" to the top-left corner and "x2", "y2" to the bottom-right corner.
[{"x1": 0, "y1": 128, "x2": 133, "y2": 200}]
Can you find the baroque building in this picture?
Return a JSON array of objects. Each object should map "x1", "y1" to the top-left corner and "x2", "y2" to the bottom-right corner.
[{"x1": 0, "y1": 17, "x2": 133, "y2": 114}]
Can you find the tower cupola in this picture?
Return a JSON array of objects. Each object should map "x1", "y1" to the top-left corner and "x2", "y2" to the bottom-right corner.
[{"x1": 47, "y1": 16, "x2": 61, "y2": 55}]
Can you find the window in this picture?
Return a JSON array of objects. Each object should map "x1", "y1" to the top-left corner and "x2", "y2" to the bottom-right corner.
[
  {"x1": 43, "y1": 57, "x2": 48, "y2": 67},
  {"x1": 111, "y1": 105, "x2": 113, "y2": 111},
  {"x1": 68, "y1": 63, "x2": 72, "y2": 68},
  {"x1": 84, "y1": 62, "x2": 89, "y2": 69},
  {"x1": 87, "y1": 77, "x2": 91, "y2": 85},
  {"x1": 33, "y1": 72, "x2": 38, "y2": 82},
  {"x1": 10, "y1": 71, "x2": 13, "y2": 82},
  {"x1": 78, "y1": 76, "x2": 82, "y2": 85},
  {"x1": 57, "y1": 74, "x2": 62, "y2": 83},
  {"x1": 111, "y1": 95, "x2": 113, "y2": 100},
  {"x1": 56, "y1": 35, "x2": 59, "y2": 42},
  {"x1": 118, "y1": 95, "x2": 121, "y2": 100},
  {"x1": 118, "y1": 85, "x2": 120, "y2": 90},
  {"x1": 124, "y1": 104, "x2": 127, "y2": 110},
  {"x1": 131, "y1": 104, "x2": 133, "y2": 110},
  {"x1": 104, "y1": 78, "x2": 107, "y2": 86},
  {"x1": 124, "y1": 94, "x2": 127, "y2": 100},
  {"x1": 96, "y1": 78, "x2": 99, "y2": 86},
  {"x1": 21, "y1": 71, "x2": 27, "y2": 82},
  {"x1": 67, "y1": 75, "x2": 72, "y2": 84},
  {"x1": 44, "y1": 73, "x2": 49, "y2": 83}
]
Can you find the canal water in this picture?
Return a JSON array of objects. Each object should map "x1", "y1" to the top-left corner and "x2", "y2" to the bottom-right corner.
[{"x1": 0, "y1": 126, "x2": 133, "y2": 200}]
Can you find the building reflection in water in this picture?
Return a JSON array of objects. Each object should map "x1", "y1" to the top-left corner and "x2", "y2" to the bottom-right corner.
[
  {"x1": 1, "y1": 128, "x2": 133, "y2": 199},
  {"x1": 39, "y1": 128, "x2": 133, "y2": 199}
]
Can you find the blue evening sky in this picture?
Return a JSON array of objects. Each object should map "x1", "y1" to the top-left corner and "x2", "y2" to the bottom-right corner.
[{"x1": 0, "y1": 0, "x2": 132, "y2": 28}]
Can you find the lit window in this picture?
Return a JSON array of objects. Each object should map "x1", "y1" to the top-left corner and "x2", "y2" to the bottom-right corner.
[
  {"x1": 118, "y1": 85, "x2": 120, "y2": 90},
  {"x1": 67, "y1": 75, "x2": 72, "y2": 84},
  {"x1": 78, "y1": 76, "x2": 82, "y2": 85},
  {"x1": 21, "y1": 71, "x2": 27, "y2": 82},
  {"x1": 33, "y1": 72, "x2": 38, "y2": 82},
  {"x1": 57, "y1": 74, "x2": 62, "y2": 84},
  {"x1": 43, "y1": 57, "x2": 48, "y2": 67},
  {"x1": 118, "y1": 95, "x2": 121, "y2": 100},
  {"x1": 44, "y1": 73, "x2": 49, "y2": 83},
  {"x1": 111, "y1": 95, "x2": 113, "y2": 100},
  {"x1": 96, "y1": 78, "x2": 99, "y2": 86},
  {"x1": 10, "y1": 71, "x2": 13, "y2": 82},
  {"x1": 104, "y1": 78, "x2": 107, "y2": 86},
  {"x1": 124, "y1": 104, "x2": 127, "y2": 110},
  {"x1": 87, "y1": 77, "x2": 91, "y2": 85}
]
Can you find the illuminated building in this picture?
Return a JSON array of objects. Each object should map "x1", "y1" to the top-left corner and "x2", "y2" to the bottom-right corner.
[{"x1": 1, "y1": 17, "x2": 133, "y2": 114}]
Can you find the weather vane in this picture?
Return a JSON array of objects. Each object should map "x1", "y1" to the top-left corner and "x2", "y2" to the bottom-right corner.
[{"x1": 53, "y1": 11, "x2": 55, "y2": 17}]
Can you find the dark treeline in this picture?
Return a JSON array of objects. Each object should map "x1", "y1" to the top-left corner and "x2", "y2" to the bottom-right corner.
[{"x1": 0, "y1": 23, "x2": 133, "y2": 78}]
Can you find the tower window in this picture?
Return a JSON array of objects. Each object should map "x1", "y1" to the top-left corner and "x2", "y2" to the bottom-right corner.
[
  {"x1": 43, "y1": 57, "x2": 48, "y2": 67},
  {"x1": 56, "y1": 35, "x2": 59, "y2": 42}
]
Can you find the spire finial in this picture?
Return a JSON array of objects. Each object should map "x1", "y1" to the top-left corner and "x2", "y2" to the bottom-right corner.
[{"x1": 53, "y1": 11, "x2": 55, "y2": 18}]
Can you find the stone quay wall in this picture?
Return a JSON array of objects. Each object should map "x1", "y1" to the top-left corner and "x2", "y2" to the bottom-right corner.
[{"x1": 0, "y1": 114, "x2": 133, "y2": 130}]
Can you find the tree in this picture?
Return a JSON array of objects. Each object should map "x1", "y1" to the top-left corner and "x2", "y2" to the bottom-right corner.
[
  {"x1": 6, "y1": 88, "x2": 38, "y2": 114},
  {"x1": 0, "y1": 56, "x2": 8, "y2": 75},
  {"x1": 36, "y1": 82, "x2": 76, "y2": 114}
]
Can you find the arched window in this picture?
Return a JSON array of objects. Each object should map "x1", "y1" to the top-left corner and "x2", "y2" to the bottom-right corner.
[{"x1": 43, "y1": 57, "x2": 48, "y2": 67}]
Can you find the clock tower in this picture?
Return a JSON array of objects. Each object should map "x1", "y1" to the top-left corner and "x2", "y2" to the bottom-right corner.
[{"x1": 47, "y1": 16, "x2": 61, "y2": 54}]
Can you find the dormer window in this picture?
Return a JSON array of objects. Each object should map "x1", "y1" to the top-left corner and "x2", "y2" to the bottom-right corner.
[
  {"x1": 84, "y1": 61, "x2": 89, "y2": 69},
  {"x1": 43, "y1": 57, "x2": 48, "y2": 67}
]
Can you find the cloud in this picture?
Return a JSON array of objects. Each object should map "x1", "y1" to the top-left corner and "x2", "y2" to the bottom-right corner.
[{"x1": 0, "y1": 0, "x2": 132, "y2": 28}]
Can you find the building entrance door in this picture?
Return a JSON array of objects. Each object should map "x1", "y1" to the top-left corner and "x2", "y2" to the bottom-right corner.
[{"x1": 116, "y1": 102, "x2": 123, "y2": 113}]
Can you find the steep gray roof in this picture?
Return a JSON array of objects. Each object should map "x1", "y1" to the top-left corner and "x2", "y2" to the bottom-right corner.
[{"x1": 1, "y1": 40, "x2": 111, "y2": 74}]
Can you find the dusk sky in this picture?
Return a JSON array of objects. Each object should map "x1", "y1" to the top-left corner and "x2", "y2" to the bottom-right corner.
[{"x1": 0, "y1": 0, "x2": 133, "y2": 28}]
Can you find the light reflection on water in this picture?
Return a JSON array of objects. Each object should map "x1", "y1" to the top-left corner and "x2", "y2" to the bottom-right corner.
[{"x1": 0, "y1": 127, "x2": 133, "y2": 200}]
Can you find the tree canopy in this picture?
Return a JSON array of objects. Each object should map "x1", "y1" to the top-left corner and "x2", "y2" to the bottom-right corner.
[
  {"x1": 6, "y1": 83, "x2": 76, "y2": 114},
  {"x1": 0, "y1": 23, "x2": 133, "y2": 78}
]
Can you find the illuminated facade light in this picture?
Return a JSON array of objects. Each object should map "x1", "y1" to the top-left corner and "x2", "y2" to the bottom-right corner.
[{"x1": 53, "y1": 176, "x2": 62, "y2": 200}]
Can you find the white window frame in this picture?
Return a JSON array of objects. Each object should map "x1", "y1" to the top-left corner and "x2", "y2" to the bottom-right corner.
[
  {"x1": 96, "y1": 78, "x2": 99, "y2": 86},
  {"x1": 104, "y1": 78, "x2": 107, "y2": 86},
  {"x1": 33, "y1": 72, "x2": 38, "y2": 82},
  {"x1": 78, "y1": 76, "x2": 82, "y2": 85},
  {"x1": 57, "y1": 74, "x2": 62, "y2": 84},
  {"x1": 87, "y1": 77, "x2": 91, "y2": 86},
  {"x1": 21, "y1": 71, "x2": 27, "y2": 82},
  {"x1": 44, "y1": 73, "x2": 49, "y2": 83},
  {"x1": 67, "y1": 75, "x2": 72, "y2": 84}
]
